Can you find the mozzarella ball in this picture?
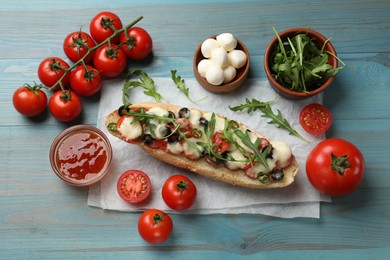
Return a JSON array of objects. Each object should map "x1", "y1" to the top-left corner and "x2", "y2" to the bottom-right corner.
[
  {"x1": 228, "y1": 49, "x2": 247, "y2": 69},
  {"x1": 216, "y1": 33, "x2": 237, "y2": 52},
  {"x1": 201, "y1": 38, "x2": 219, "y2": 58},
  {"x1": 210, "y1": 47, "x2": 229, "y2": 68},
  {"x1": 205, "y1": 66, "x2": 224, "y2": 85},
  {"x1": 197, "y1": 59, "x2": 213, "y2": 77},
  {"x1": 223, "y1": 66, "x2": 237, "y2": 83}
]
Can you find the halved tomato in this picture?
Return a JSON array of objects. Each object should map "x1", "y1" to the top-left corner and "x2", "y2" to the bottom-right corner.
[
  {"x1": 117, "y1": 170, "x2": 151, "y2": 204},
  {"x1": 299, "y1": 103, "x2": 332, "y2": 135}
]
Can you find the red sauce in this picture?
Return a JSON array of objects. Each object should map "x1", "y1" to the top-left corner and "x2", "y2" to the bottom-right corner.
[{"x1": 56, "y1": 131, "x2": 108, "y2": 181}]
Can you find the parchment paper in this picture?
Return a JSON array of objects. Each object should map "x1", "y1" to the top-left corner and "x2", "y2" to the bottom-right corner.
[{"x1": 88, "y1": 77, "x2": 330, "y2": 218}]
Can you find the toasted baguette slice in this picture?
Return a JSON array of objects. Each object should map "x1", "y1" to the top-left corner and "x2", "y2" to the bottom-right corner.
[{"x1": 105, "y1": 102, "x2": 299, "y2": 189}]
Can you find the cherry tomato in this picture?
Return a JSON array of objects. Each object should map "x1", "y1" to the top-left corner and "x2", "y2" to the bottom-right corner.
[
  {"x1": 138, "y1": 209, "x2": 173, "y2": 244},
  {"x1": 306, "y1": 138, "x2": 365, "y2": 197},
  {"x1": 212, "y1": 132, "x2": 230, "y2": 153},
  {"x1": 70, "y1": 65, "x2": 102, "y2": 96},
  {"x1": 162, "y1": 175, "x2": 197, "y2": 211},
  {"x1": 299, "y1": 103, "x2": 332, "y2": 135},
  {"x1": 38, "y1": 57, "x2": 70, "y2": 90},
  {"x1": 89, "y1": 11, "x2": 122, "y2": 43},
  {"x1": 12, "y1": 84, "x2": 47, "y2": 117},
  {"x1": 117, "y1": 170, "x2": 151, "y2": 204},
  {"x1": 119, "y1": 27, "x2": 153, "y2": 60},
  {"x1": 48, "y1": 90, "x2": 82, "y2": 122},
  {"x1": 93, "y1": 44, "x2": 127, "y2": 78},
  {"x1": 63, "y1": 31, "x2": 96, "y2": 63}
]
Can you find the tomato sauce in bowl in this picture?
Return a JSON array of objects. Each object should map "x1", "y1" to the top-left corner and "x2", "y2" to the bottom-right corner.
[{"x1": 50, "y1": 125, "x2": 112, "y2": 186}]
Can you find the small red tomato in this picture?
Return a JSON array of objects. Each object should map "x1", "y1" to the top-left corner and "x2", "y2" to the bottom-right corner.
[
  {"x1": 212, "y1": 132, "x2": 230, "y2": 153},
  {"x1": 12, "y1": 84, "x2": 47, "y2": 117},
  {"x1": 38, "y1": 57, "x2": 70, "y2": 90},
  {"x1": 119, "y1": 27, "x2": 153, "y2": 60},
  {"x1": 138, "y1": 209, "x2": 173, "y2": 244},
  {"x1": 306, "y1": 138, "x2": 365, "y2": 197},
  {"x1": 299, "y1": 103, "x2": 332, "y2": 135},
  {"x1": 162, "y1": 175, "x2": 197, "y2": 211},
  {"x1": 48, "y1": 90, "x2": 82, "y2": 122},
  {"x1": 89, "y1": 11, "x2": 123, "y2": 43},
  {"x1": 117, "y1": 170, "x2": 151, "y2": 204},
  {"x1": 70, "y1": 65, "x2": 102, "y2": 96},
  {"x1": 63, "y1": 31, "x2": 96, "y2": 63},
  {"x1": 93, "y1": 44, "x2": 127, "y2": 78}
]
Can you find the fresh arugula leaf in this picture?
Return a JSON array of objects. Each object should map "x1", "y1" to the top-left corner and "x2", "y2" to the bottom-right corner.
[
  {"x1": 171, "y1": 70, "x2": 207, "y2": 103},
  {"x1": 234, "y1": 129, "x2": 270, "y2": 168},
  {"x1": 229, "y1": 98, "x2": 274, "y2": 114},
  {"x1": 123, "y1": 69, "x2": 166, "y2": 105},
  {"x1": 260, "y1": 104, "x2": 308, "y2": 142}
]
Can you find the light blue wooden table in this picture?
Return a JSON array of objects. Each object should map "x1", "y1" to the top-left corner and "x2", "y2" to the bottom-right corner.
[{"x1": 1, "y1": 0, "x2": 389, "y2": 258}]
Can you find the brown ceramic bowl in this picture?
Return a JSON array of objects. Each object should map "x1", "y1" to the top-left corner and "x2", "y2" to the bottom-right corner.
[
  {"x1": 194, "y1": 35, "x2": 250, "y2": 94},
  {"x1": 264, "y1": 28, "x2": 338, "y2": 100},
  {"x1": 50, "y1": 125, "x2": 113, "y2": 187}
]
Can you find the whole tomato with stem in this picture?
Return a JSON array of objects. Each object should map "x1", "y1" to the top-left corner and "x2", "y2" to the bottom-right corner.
[
  {"x1": 306, "y1": 138, "x2": 365, "y2": 197},
  {"x1": 119, "y1": 27, "x2": 153, "y2": 60},
  {"x1": 138, "y1": 209, "x2": 173, "y2": 244},
  {"x1": 48, "y1": 90, "x2": 82, "y2": 122},
  {"x1": 162, "y1": 175, "x2": 197, "y2": 211},
  {"x1": 12, "y1": 84, "x2": 47, "y2": 117},
  {"x1": 89, "y1": 11, "x2": 123, "y2": 43},
  {"x1": 70, "y1": 64, "x2": 102, "y2": 96},
  {"x1": 93, "y1": 44, "x2": 127, "y2": 78},
  {"x1": 38, "y1": 57, "x2": 70, "y2": 90},
  {"x1": 63, "y1": 30, "x2": 96, "y2": 63}
]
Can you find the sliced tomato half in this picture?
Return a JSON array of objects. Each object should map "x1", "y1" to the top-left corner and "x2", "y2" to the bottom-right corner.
[
  {"x1": 299, "y1": 103, "x2": 332, "y2": 135},
  {"x1": 117, "y1": 170, "x2": 151, "y2": 204}
]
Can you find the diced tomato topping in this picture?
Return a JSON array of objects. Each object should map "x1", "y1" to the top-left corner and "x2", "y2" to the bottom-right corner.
[{"x1": 212, "y1": 132, "x2": 230, "y2": 153}]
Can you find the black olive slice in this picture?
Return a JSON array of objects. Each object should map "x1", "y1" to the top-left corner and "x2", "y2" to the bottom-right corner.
[
  {"x1": 142, "y1": 134, "x2": 155, "y2": 145},
  {"x1": 178, "y1": 107, "x2": 190, "y2": 118},
  {"x1": 199, "y1": 117, "x2": 208, "y2": 126},
  {"x1": 271, "y1": 168, "x2": 284, "y2": 181}
]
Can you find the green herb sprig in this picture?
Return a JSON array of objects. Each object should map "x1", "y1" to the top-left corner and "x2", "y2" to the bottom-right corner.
[
  {"x1": 123, "y1": 69, "x2": 167, "y2": 106},
  {"x1": 171, "y1": 70, "x2": 207, "y2": 103},
  {"x1": 230, "y1": 98, "x2": 308, "y2": 142}
]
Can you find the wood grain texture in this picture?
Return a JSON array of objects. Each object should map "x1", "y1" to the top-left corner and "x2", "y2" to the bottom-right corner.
[{"x1": 1, "y1": 0, "x2": 390, "y2": 258}]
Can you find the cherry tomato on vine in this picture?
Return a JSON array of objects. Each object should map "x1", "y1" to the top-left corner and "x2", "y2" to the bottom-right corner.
[
  {"x1": 117, "y1": 170, "x2": 151, "y2": 204},
  {"x1": 63, "y1": 31, "x2": 96, "y2": 63},
  {"x1": 93, "y1": 44, "x2": 127, "y2": 78},
  {"x1": 119, "y1": 27, "x2": 153, "y2": 60},
  {"x1": 48, "y1": 90, "x2": 82, "y2": 122},
  {"x1": 38, "y1": 57, "x2": 70, "y2": 90},
  {"x1": 89, "y1": 11, "x2": 123, "y2": 43},
  {"x1": 12, "y1": 84, "x2": 47, "y2": 117},
  {"x1": 299, "y1": 103, "x2": 332, "y2": 135},
  {"x1": 138, "y1": 209, "x2": 173, "y2": 244},
  {"x1": 306, "y1": 138, "x2": 365, "y2": 197},
  {"x1": 70, "y1": 64, "x2": 102, "y2": 96},
  {"x1": 162, "y1": 175, "x2": 197, "y2": 211}
]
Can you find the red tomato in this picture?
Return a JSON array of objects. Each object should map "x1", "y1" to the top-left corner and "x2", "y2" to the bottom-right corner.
[
  {"x1": 89, "y1": 11, "x2": 122, "y2": 43},
  {"x1": 162, "y1": 175, "x2": 197, "y2": 211},
  {"x1": 117, "y1": 170, "x2": 151, "y2": 204},
  {"x1": 212, "y1": 132, "x2": 230, "y2": 153},
  {"x1": 300, "y1": 103, "x2": 332, "y2": 135},
  {"x1": 12, "y1": 84, "x2": 47, "y2": 117},
  {"x1": 306, "y1": 138, "x2": 365, "y2": 197},
  {"x1": 119, "y1": 27, "x2": 153, "y2": 60},
  {"x1": 48, "y1": 90, "x2": 82, "y2": 122},
  {"x1": 70, "y1": 65, "x2": 102, "y2": 96},
  {"x1": 63, "y1": 31, "x2": 96, "y2": 63},
  {"x1": 138, "y1": 209, "x2": 173, "y2": 244},
  {"x1": 38, "y1": 57, "x2": 70, "y2": 90},
  {"x1": 93, "y1": 44, "x2": 127, "y2": 78}
]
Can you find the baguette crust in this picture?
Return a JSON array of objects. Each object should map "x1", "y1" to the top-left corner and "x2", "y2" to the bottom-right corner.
[{"x1": 105, "y1": 102, "x2": 299, "y2": 189}]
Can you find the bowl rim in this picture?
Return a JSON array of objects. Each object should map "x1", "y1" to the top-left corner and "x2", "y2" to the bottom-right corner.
[
  {"x1": 193, "y1": 35, "x2": 250, "y2": 93},
  {"x1": 49, "y1": 124, "x2": 113, "y2": 187},
  {"x1": 264, "y1": 27, "x2": 338, "y2": 98}
]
